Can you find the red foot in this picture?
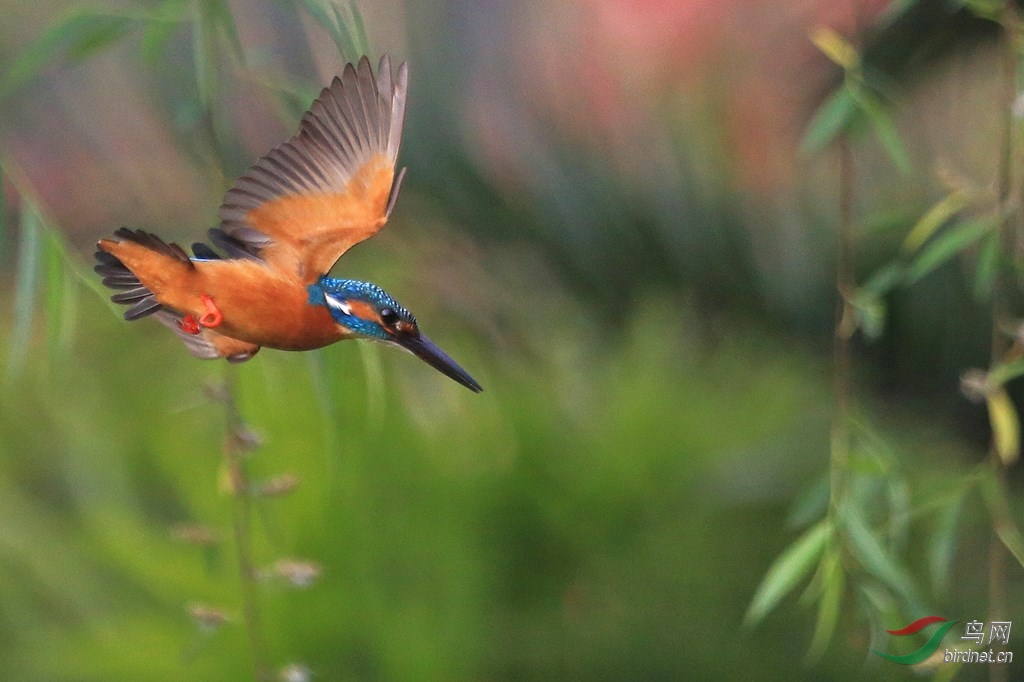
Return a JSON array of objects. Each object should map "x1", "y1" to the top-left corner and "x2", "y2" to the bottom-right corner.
[
  {"x1": 199, "y1": 294, "x2": 223, "y2": 328},
  {"x1": 180, "y1": 315, "x2": 201, "y2": 335}
]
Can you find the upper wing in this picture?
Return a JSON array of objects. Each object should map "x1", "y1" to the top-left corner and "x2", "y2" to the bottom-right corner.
[{"x1": 214, "y1": 55, "x2": 408, "y2": 283}]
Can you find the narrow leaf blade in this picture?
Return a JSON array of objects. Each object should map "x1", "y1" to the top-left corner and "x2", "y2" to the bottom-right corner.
[
  {"x1": 987, "y1": 387, "x2": 1020, "y2": 465},
  {"x1": 904, "y1": 218, "x2": 993, "y2": 285},
  {"x1": 800, "y1": 86, "x2": 858, "y2": 154},
  {"x1": 810, "y1": 26, "x2": 859, "y2": 69},
  {"x1": 903, "y1": 190, "x2": 971, "y2": 253},
  {"x1": 744, "y1": 519, "x2": 831, "y2": 627}
]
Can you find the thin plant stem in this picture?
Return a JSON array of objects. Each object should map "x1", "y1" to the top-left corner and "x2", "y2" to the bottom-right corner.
[
  {"x1": 220, "y1": 371, "x2": 270, "y2": 681},
  {"x1": 986, "y1": 9, "x2": 1020, "y2": 682},
  {"x1": 831, "y1": 132, "x2": 855, "y2": 513}
]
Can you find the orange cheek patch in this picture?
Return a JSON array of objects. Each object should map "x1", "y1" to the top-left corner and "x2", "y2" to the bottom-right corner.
[{"x1": 346, "y1": 300, "x2": 379, "y2": 323}]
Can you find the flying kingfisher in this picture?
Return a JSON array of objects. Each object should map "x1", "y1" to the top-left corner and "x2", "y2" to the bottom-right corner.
[{"x1": 94, "y1": 56, "x2": 482, "y2": 392}]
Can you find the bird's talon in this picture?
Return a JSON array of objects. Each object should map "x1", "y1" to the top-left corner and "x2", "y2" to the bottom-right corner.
[
  {"x1": 180, "y1": 315, "x2": 201, "y2": 335},
  {"x1": 199, "y1": 294, "x2": 223, "y2": 328}
]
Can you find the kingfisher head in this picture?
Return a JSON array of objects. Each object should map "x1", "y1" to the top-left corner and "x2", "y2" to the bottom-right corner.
[{"x1": 309, "y1": 277, "x2": 482, "y2": 392}]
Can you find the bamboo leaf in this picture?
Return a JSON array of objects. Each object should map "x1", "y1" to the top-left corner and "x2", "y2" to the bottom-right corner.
[
  {"x1": 0, "y1": 11, "x2": 132, "y2": 98},
  {"x1": 297, "y1": 0, "x2": 364, "y2": 62},
  {"x1": 40, "y1": 229, "x2": 77, "y2": 359},
  {"x1": 859, "y1": 262, "x2": 904, "y2": 297},
  {"x1": 902, "y1": 190, "x2": 972, "y2": 253},
  {"x1": 800, "y1": 86, "x2": 858, "y2": 154},
  {"x1": 208, "y1": 0, "x2": 245, "y2": 65},
  {"x1": 987, "y1": 387, "x2": 1020, "y2": 465},
  {"x1": 904, "y1": 218, "x2": 994, "y2": 285},
  {"x1": 851, "y1": 291, "x2": 887, "y2": 341},
  {"x1": 928, "y1": 494, "x2": 962, "y2": 595},
  {"x1": 853, "y1": 89, "x2": 911, "y2": 174},
  {"x1": 44, "y1": 230, "x2": 65, "y2": 360},
  {"x1": 6, "y1": 206, "x2": 42, "y2": 380},
  {"x1": 743, "y1": 519, "x2": 831, "y2": 627},
  {"x1": 995, "y1": 522, "x2": 1024, "y2": 569},
  {"x1": 958, "y1": 0, "x2": 1006, "y2": 21},
  {"x1": 806, "y1": 548, "x2": 844, "y2": 662},
  {"x1": 192, "y1": 0, "x2": 221, "y2": 109},
  {"x1": 140, "y1": 6, "x2": 186, "y2": 64},
  {"x1": 347, "y1": 2, "x2": 370, "y2": 56},
  {"x1": 988, "y1": 357, "x2": 1024, "y2": 388},
  {"x1": 885, "y1": 476, "x2": 911, "y2": 550},
  {"x1": 810, "y1": 26, "x2": 859, "y2": 70},
  {"x1": 140, "y1": 21, "x2": 175, "y2": 63},
  {"x1": 979, "y1": 473, "x2": 1024, "y2": 568},
  {"x1": 973, "y1": 231, "x2": 998, "y2": 301},
  {"x1": 786, "y1": 475, "x2": 830, "y2": 528},
  {"x1": 66, "y1": 15, "x2": 132, "y2": 60},
  {"x1": 843, "y1": 501, "x2": 923, "y2": 610}
]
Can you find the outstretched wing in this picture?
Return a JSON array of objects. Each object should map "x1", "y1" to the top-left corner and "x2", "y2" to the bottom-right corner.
[{"x1": 214, "y1": 55, "x2": 408, "y2": 282}]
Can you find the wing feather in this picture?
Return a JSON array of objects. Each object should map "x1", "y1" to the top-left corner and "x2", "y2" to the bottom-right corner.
[{"x1": 217, "y1": 55, "x2": 409, "y2": 281}]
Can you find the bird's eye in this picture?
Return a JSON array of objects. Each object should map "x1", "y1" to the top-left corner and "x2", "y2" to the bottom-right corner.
[{"x1": 380, "y1": 307, "x2": 398, "y2": 326}]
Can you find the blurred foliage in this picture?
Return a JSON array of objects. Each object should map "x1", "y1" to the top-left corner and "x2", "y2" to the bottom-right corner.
[{"x1": 1, "y1": 285, "x2": 888, "y2": 680}]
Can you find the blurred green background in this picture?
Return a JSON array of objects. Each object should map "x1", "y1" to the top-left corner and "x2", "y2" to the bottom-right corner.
[{"x1": 0, "y1": 0, "x2": 1020, "y2": 680}]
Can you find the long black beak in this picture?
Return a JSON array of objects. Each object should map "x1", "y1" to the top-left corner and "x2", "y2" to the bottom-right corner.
[{"x1": 396, "y1": 332, "x2": 483, "y2": 393}]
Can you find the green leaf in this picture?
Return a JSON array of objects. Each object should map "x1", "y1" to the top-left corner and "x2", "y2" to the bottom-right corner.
[
  {"x1": 995, "y1": 522, "x2": 1024, "y2": 570},
  {"x1": 988, "y1": 357, "x2": 1024, "y2": 388},
  {"x1": 885, "y1": 475, "x2": 911, "y2": 550},
  {"x1": 852, "y1": 89, "x2": 911, "y2": 175},
  {"x1": 140, "y1": 2, "x2": 188, "y2": 65},
  {"x1": 987, "y1": 387, "x2": 1020, "y2": 465},
  {"x1": 743, "y1": 519, "x2": 831, "y2": 627},
  {"x1": 6, "y1": 205, "x2": 42, "y2": 380},
  {"x1": 297, "y1": 0, "x2": 365, "y2": 62},
  {"x1": 842, "y1": 500, "x2": 923, "y2": 611},
  {"x1": 348, "y1": 2, "x2": 370, "y2": 56},
  {"x1": 66, "y1": 15, "x2": 131, "y2": 60},
  {"x1": 786, "y1": 475, "x2": 830, "y2": 529},
  {"x1": 193, "y1": 1, "x2": 217, "y2": 109},
  {"x1": 928, "y1": 494, "x2": 962, "y2": 595},
  {"x1": 208, "y1": 0, "x2": 245, "y2": 65},
  {"x1": 973, "y1": 231, "x2": 998, "y2": 301},
  {"x1": 851, "y1": 291, "x2": 887, "y2": 341},
  {"x1": 42, "y1": 230, "x2": 77, "y2": 360},
  {"x1": 859, "y1": 262, "x2": 904, "y2": 298},
  {"x1": 0, "y1": 11, "x2": 132, "y2": 99},
  {"x1": 810, "y1": 26, "x2": 859, "y2": 70},
  {"x1": 800, "y1": 85, "x2": 858, "y2": 154},
  {"x1": 902, "y1": 190, "x2": 972, "y2": 253},
  {"x1": 44, "y1": 229, "x2": 65, "y2": 360},
  {"x1": 806, "y1": 548, "x2": 844, "y2": 662},
  {"x1": 979, "y1": 473, "x2": 1024, "y2": 569},
  {"x1": 904, "y1": 218, "x2": 994, "y2": 285}
]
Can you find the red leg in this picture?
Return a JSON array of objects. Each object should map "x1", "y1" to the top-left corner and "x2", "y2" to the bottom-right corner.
[
  {"x1": 180, "y1": 315, "x2": 201, "y2": 335},
  {"x1": 199, "y1": 294, "x2": 223, "y2": 328}
]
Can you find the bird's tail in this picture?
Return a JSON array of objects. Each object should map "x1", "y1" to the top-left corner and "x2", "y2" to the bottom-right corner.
[
  {"x1": 94, "y1": 227, "x2": 194, "y2": 320},
  {"x1": 95, "y1": 228, "x2": 259, "y2": 362}
]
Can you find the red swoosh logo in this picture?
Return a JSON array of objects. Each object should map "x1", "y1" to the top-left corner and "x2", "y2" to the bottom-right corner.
[{"x1": 886, "y1": 616, "x2": 948, "y2": 635}]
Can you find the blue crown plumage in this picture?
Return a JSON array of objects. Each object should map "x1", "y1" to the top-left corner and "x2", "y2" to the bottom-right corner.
[{"x1": 308, "y1": 276, "x2": 415, "y2": 339}]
